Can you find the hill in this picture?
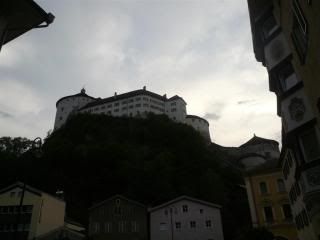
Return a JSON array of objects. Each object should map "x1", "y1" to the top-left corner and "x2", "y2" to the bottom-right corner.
[{"x1": 1, "y1": 113, "x2": 251, "y2": 239}]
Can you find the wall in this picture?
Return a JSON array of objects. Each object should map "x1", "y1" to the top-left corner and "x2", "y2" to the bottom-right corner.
[
  {"x1": 185, "y1": 116, "x2": 210, "y2": 141},
  {"x1": 150, "y1": 200, "x2": 224, "y2": 240},
  {"x1": 54, "y1": 96, "x2": 95, "y2": 129},
  {"x1": 35, "y1": 193, "x2": 65, "y2": 238}
]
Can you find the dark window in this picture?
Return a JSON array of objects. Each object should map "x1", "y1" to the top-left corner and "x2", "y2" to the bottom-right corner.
[
  {"x1": 302, "y1": 209, "x2": 309, "y2": 226},
  {"x1": 277, "y1": 63, "x2": 299, "y2": 92},
  {"x1": 175, "y1": 222, "x2": 181, "y2": 229},
  {"x1": 277, "y1": 179, "x2": 286, "y2": 192},
  {"x1": 200, "y1": 209, "x2": 203, "y2": 214},
  {"x1": 61, "y1": 107, "x2": 64, "y2": 112},
  {"x1": 282, "y1": 204, "x2": 293, "y2": 220},
  {"x1": 114, "y1": 103, "x2": 119, "y2": 106},
  {"x1": 114, "y1": 109, "x2": 119, "y2": 112},
  {"x1": 264, "y1": 206, "x2": 274, "y2": 223},
  {"x1": 291, "y1": 0, "x2": 308, "y2": 63},
  {"x1": 182, "y1": 205, "x2": 188, "y2": 212},
  {"x1": 299, "y1": 128, "x2": 320, "y2": 162},
  {"x1": 259, "y1": 182, "x2": 268, "y2": 194},
  {"x1": 205, "y1": 220, "x2": 212, "y2": 228},
  {"x1": 190, "y1": 221, "x2": 196, "y2": 228},
  {"x1": 59, "y1": 117, "x2": 63, "y2": 121},
  {"x1": 171, "y1": 108, "x2": 176, "y2": 112},
  {"x1": 136, "y1": 104, "x2": 141, "y2": 107},
  {"x1": 261, "y1": 15, "x2": 278, "y2": 40}
]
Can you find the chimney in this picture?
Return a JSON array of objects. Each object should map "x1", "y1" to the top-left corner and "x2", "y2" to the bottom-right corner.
[
  {"x1": 114, "y1": 92, "x2": 117, "y2": 96},
  {"x1": 163, "y1": 94, "x2": 167, "y2": 99},
  {"x1": 143, "y1": 86, "x2": 146, "y2": 91}
]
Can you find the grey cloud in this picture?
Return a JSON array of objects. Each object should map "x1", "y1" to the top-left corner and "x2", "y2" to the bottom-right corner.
[
  {"x1": 204, "y1": 113, "x2": 221, "y2": 121},
  {"x1": 237, "y1": 99, "x2": 256, "y2": 105},
  {"x1": 0, "y1": 110, "x2": 13, "y2": 119}
]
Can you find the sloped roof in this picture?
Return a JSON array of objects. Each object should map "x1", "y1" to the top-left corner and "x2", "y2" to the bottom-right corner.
[
  {"x1": 89, "y1": 194, "x2": 146, "y2": 211},
  {"x1": 186, "y1": 115, "x2": 209, "y2": 125},
  {"x1": 56, "y1": 91, "x2": 96, "y2": 107},
  {"x1": 81, "y1": 89, "x2": 167, "y2": 110},
  {"x1": 149, "y1": 195, "x2": 221, "y2": 213},
  {"x1": 240, "y1": 135, "x2": 279, "y2": 148},
  {"x1": 0, "y1": 181, "x2": 65, "y2": 202},
  {"x1": 167, "y1": 95, "x2": 186, "y2": 104}
]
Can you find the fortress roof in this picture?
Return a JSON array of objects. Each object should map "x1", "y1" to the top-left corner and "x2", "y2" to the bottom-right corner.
[
  {"x1": 186, "y1": 115, "x2": 209, "y2": 125},
  {"x1": 240, "y1": 135, "x2": 279, "y2": 148},
  {"x1": 79, "y1": 89, "x2": 186, "y2": 110},
  {"x1": 56, "y1": 90, "x2": 96, "y2": 107}
]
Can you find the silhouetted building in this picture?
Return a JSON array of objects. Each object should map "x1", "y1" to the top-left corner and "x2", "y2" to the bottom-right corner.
[
  {"x1": 149, "y1": 196, "x2": 224, "y2": 240},
  {"x1": 54, "y1": 87, "x2": 211, "y2": 141},
  {"x1": 247, "y1": 1, "x2": 320, "y2": 239},
  {"x1": 88, "y1": 195, "x2": 148, "y2": 240},
  {"x1": 0, "y1": 0, "x2": 54, "y2": 52}
]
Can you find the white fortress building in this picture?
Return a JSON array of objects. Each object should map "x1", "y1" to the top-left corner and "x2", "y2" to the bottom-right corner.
[{"x1": 54, "y1": 87, "x2": 211, "y2": 141}]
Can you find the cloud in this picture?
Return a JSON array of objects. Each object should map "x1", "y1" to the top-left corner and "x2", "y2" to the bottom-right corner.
[
  {"x1": 237, "y1": 99, "x2": 256, "y2": 105},
  {"x1": 0, "y1": 110, "x2": 13, "y2": 118},
  {"x1": 204, "y1": 113, "x2": 221, "y2": 121},
  {"x1": 0, "y1": 0, "x2": 281, "y2": 146}
]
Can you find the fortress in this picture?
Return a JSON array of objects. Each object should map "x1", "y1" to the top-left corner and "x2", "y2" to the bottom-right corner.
[{"x1": 54, "y1": 87, "x2": 211, "y2": 140}]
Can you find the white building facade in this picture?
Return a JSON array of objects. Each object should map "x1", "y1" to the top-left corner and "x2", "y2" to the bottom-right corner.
[
  {"x1": 149, "y1": 196, "x2": 224, "y2": 240},
  {"x1": 54, "y1": 87, "x2": 211, "y2": 141}
]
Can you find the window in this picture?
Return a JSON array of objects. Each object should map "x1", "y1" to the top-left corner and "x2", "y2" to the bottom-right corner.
[
  {"x1": 114, "y1": 109, "x2": 119, "y2": 112},
  {"x1": 205, "y1": 220, "x2": 212, "y2": 228},
  {"x1": 261, "y1": 15, "x2": 279, "y2": 40},
  {"x1": 160, "y1": 222, "x2": 167, "y2": 231},
  {"x1": 282, "y1": 204, "x2": 293, "y2": 220},
  {"x1": 171, "y1": 108, "x2": 177, "y2": 112},
  {"x1": 200, "y1": 209, "x2": 203, "y2": 214},
  {"x1": 61, "y1": 107, "x2": 64, "y2": 112},
  {"x1": 104, "y1": 222, "x2": 112, "y2": 233},
  {"x1": 118, "y1": 221, "x2": 125, "y2": 232},
  {"x1": 114, "y1": 103, "x2": 119, "y2": 106},
  {"x1": 277, "y1": 179, "x2": 286, "y2": 192},
  {"x1": 299, "y1": 128, "x2": 320, "y2": 162},
  {"x1": 131, "y1": 221, "x2": 138, "y2": 232},
  {"x1": 10, "y1": 192, "x2": 15, "y2": 198},
  {"x1": 114, "y1": 206, "x2": 121, "y2": 215},
  {"x1": 59, "y1": 116, "x2": 63, "y2": 121},
  {"x1": 94, "y1": 222, "x2": 100, "y2": 233},
  {"x1": 263, "y1": 206, "x2": 274, "y2": 223},
  {"x1": 291, "y1": 0, "x2": 308, "y2": 63},
  {"x1": 164, "y1": 209, "x2": 168, "y2": 216},
  {"x1": 259, "y1": 182, "x2": 268, "y2": 194},
  {"x1": 171, "y1": 102, "x2": 176, "y2": 106},
  {"x1": 190, "y1": 221, "x2": 196, "y2": 228},
  {"x1": 136, "y1": 104, "x2": 141, "y2": 107},
  {"x1": 278, "y1": 63, "x2": 299, "y2": 92},
  {"x1": 302, "y1": 209, "x2": 309, "y2": 226},
  {"x1": 175, "y1": 222, "x2": 181, "y2": 229},
  {"x1": 122, "y1": 101, "x2": 127, "y2": 105},
  {"x1": 182, "y1": 205, "x2": 188, "y2": 212}
]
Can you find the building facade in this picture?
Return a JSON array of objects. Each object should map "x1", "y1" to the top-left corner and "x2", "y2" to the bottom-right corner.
[
  {"x1": 247, "y1": 1, "x2": 320, "y2": 239},
  {"x1": 244, "y1": 161, "x2": 298, "y2": 240},
  {"x1": 88, "y1": 195, "x2": 148, "y2": 240},
  {"x1": 54, "y1": 87, "x2": 211, "y2": 140},
  {"x1": 0, "y1": 182, "x2": 65, "y2": 240},
  {"x1": 149, "y1": 196, "x2": 224, "y2": 240}
]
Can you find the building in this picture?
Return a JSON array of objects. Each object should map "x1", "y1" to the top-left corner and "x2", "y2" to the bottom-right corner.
[
  {"x1": 239, "y1": 135, "x2": 280, "y2": 170},
  {"x1": 244, "y1": 161, "x2": 298, "y2": 240},
  {"x1": 0, "y1": 182, "x2": 65, "y2": 240},
  {"x1": 0, "y1": 0, "x2": 54, "y2": 52},
  {"x1": 247, "y1": 1, "x2": 320, "y2": 239},
  {"x1": 54, "y1": 87, "x2": 211, "y2": 140},
  {"x1": 36, "y1": 220, "x2": 86, "y2": 240},
  {"x1": 88, "y1": 195, "x2": 148, "y2": 240},
  {"x1": 149, "y1": 196, "x2": 224, "y2": 240}
]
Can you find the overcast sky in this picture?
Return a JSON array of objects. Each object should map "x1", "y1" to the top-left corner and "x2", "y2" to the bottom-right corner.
[{"x1": 0, "y1": 0, "x2": 281, "y2": 147}]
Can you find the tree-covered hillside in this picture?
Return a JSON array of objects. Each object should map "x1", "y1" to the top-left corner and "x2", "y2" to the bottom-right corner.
[{"x1": 1, "y1": 114, "x2": 251, "y2": 240}]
